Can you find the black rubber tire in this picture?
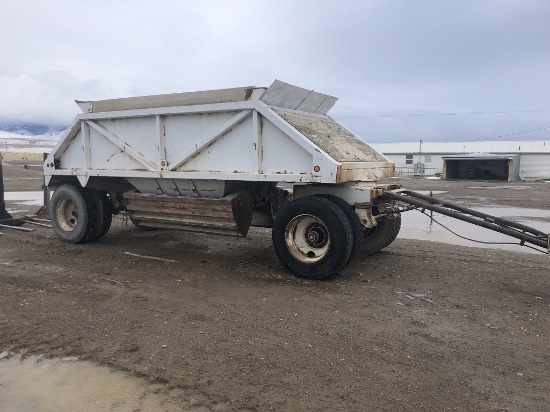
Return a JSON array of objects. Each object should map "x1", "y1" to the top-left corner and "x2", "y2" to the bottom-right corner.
[
  {"x1": 272, "y1": 196, "x2": 353, "y2": 280},
  {"x1": 50, "y1": 184, "x2": 97, "y2": 244},
  {"x1": 362, "y1": 213, "x2": 401, "y2": 255},
  {"x1": 316, "y1": 194, "x2": 363, "y2": 269},
  {"x1": 87, "y1": 190, "x2": 113, "y2": 241}
]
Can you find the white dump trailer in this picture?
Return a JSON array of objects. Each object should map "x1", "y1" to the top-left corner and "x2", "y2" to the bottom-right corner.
[{"x1": 43, "y1": 80, "x2": 405, "y2": 279}]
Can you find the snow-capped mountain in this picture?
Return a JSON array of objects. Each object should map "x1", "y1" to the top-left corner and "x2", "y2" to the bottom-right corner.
[{"x1": 0, "y1": 123, "x2": 66, "y2": 138}]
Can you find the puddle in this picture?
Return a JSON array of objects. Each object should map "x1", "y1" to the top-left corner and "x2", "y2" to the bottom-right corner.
[
  {"x1": 467, "y1": 186, "x2": 532, "y2": 190},
  {"x1": 415, "y1": 190, "x2": 447, "y2": 195},
  {"x1": 4, "y1": 191, "x2": 48, "y2": 214},
  {"x1": 0, "y1": 354, "x2": 182, "y2": 412},
  {"x1": 4, "y1": 191, "x2": 45, "y2": 205},
  {"x1": 399, "y1": 206, "x2": 550, "y2": 254},
  {"x1": 2, "y1": 177, "x2": 42, "y2": 181}
]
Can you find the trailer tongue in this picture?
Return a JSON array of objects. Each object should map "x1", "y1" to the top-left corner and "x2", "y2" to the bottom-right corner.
[
  {"x1": 377, "y1": 189, "x2": 550, "y2": 252},
  {"x1": 44, "y1": 80, "x2": 549, "y2": 280}
]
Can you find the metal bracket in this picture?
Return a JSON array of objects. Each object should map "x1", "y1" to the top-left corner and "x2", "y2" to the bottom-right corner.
[{"x1": 355, "y1": 206, "x2": 376, "y2": 229}]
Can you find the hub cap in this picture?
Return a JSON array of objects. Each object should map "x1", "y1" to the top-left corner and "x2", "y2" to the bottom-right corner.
[{"x1": 285, "y1": 214, "x2": 330, "y2": 263}]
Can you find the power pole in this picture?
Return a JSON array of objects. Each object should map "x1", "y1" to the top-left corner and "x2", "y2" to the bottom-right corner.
[{"x1": 0, "y1": 155, "x2": 14, "y2": 220}]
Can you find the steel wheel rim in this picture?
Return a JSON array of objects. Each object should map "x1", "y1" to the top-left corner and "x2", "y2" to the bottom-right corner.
[
  {"x1": 56, "y1": 198, "x2": 79, "y2": 232},
  {"x1": 285, "y1": 214, "x2": 330, "y2": 263}
]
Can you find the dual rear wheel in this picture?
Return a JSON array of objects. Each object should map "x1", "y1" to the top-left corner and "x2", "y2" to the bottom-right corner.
[
  {"x1": 272, "y1": 195, "x2": 400, "y2": 280},
  {"x1": 50, "y1": 184, "x2": 113, "y2": 244}
]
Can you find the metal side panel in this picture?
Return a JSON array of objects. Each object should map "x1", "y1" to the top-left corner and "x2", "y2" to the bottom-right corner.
[
  {"x1": 127, "y1": 177, "x2": 227, "y2": 197},
  {"x1": 77, "y1": 86, "x2": 265, "y2": 113},
  {"x1": 260, "y1": 80, "x2": 338, "y2": 115},
  {"x1": 124, "y1": 191, "x2": 253, "y2": 237}
]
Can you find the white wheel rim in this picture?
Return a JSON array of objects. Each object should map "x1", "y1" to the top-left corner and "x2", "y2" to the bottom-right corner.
[
  {"x1": 56, "y1": 198, "x2": 79, "y2": 232},
  {"x1": 285, "y1": 214, "x2": 330, "y2": 263}
]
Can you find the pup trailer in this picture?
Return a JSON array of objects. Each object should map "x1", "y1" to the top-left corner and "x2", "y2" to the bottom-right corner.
[{"x1": 44, "y1": 80, "x2": 550, "y2": 280}]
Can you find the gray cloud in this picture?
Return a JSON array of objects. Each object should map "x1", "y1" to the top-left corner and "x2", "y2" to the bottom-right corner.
[{"x1": 1, "y1": 0, "x2": 549, "y2": 141}]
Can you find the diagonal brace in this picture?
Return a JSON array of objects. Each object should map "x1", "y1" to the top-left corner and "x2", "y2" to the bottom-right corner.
[
  {"x1": 85, "y1": 121, "x2": 157, "y2": 171},
  {"x1": 169, "y1": 110, "x2": 252, "y2": 171}
]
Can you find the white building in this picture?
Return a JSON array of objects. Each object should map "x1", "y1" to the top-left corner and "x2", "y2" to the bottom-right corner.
[{"x1": 371, "y1": 140, "x2": 550, "y2": 181}]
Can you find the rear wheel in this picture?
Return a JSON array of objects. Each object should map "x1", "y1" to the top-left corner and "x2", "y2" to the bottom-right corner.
[
  {"x1": 362, "y1": 214, "x2": 401, "y2": 255},
  {"x1": 87, "y1": 190, "x2": 113, "y2": 241},
  {"x1": 272, "y1": 196, "x2": 353, "y2": 280},
  {"x1": 50, "y1": 184, "x2": 97, "y2": 244},
  {"x1": 316, "y1": 194, "x2": 363, "y2": 268}
]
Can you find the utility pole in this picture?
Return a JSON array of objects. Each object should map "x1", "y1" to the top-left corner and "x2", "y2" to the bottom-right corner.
[{"x1": 0, "y1": 154, "x2": 13, "y2": 220}]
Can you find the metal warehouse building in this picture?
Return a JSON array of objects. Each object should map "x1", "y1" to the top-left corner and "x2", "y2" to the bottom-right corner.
[{"x1": 371, "y1": 140, "x2": 550, "y2": 181}]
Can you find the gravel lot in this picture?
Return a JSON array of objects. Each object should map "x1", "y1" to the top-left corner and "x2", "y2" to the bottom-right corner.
[{"x1": 1, "y1": 162, "x2": 549, "y2": 411}]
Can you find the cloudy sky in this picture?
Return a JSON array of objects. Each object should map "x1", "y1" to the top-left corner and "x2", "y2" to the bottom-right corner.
[{"x1": 1, "y1": 0, "x2": 549, "y2": 142}]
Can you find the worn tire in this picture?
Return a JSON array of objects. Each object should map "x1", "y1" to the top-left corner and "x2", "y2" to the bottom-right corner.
[
  {"x1": 362, "y1": 213, "x2": 401, "y2": 255},
  {"x1": 87, "y1": 190, "x2": 112, "y2": 241},
  {"x1": 50, "y1": 184, "x2": 97, "y2": 244},
  {"x1": 316, "y1": 194, "x2": 363, "y2": 268},
  {"x1": 272, "y1": 196, "x2": 353, "y2": 280}
]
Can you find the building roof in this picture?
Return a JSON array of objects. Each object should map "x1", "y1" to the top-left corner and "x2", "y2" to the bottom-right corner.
[
  {"x1": 371, "y1": 140, "x2": 550, "y2": 154},
  {"x1": 442, "y1": 153, "x2": 517, "y2": 160}
]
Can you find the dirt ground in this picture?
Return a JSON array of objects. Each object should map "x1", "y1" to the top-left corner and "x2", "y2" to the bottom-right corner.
[{"x1": 1, "y1": 162, "x2": 549, "y2": 411}]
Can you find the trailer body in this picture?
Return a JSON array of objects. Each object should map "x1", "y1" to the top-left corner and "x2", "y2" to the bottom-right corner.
[
  {"x1": 45, "y1": 81, "x2": 400, "y2": 268},
  {"x1": 45, "y1": 80, "x2": 393, "y2": 192},
  {"x1": 46, "y1": 80, "x2": 546, "y2": 279}
]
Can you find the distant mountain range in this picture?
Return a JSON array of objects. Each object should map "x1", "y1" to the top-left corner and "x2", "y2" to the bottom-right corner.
[{"x1": 0, "y1": 123, "x2": 67, "y2": 136}]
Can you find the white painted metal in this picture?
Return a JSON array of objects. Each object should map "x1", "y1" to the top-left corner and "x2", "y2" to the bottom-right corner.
[{"x1": 45, "y1": 80, "x2": 394, "y2": 190}]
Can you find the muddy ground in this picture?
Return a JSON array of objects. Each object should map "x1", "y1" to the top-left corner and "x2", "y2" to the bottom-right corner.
[{"x1": 1, "y1": 162, "x2": 549, "y2": 411}]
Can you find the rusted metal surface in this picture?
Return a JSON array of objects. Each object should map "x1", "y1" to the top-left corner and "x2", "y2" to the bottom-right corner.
[
  {"x1": 124, "y1": 191, "x2": 253, "y2": 237},
  {"x1": 336, "y1": 162, "x2": 395, "y2": 183}
]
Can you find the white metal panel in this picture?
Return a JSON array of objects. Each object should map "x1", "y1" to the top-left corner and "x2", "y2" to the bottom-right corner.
[
  {"x1": 58, "y1": 131, "x2": 85, "y2": 170},
  {"x1": 168, "y1": 110, "x2": 252, "y2": 171},
  {"x1": 88, "y1": 127, "x2": 145, "y2": 171},
  {"x1": 163, "y1": 111, "x2": 238, "y2": 168},
  {"x1": 95, "y1": 117, "x2": 157, "y2": 166},
  {"x1": 260, "y1": 80, "x2": 338, "y2": 115},
  {"x1": 260, "y1": 117, "x2": 313, "y2": 177},
  {"x1": 177, "y1": 116, "x2": 258, "y2": 173},
  {"x1": 519, "y1": 154, "x2": 550, "y2": 180}
]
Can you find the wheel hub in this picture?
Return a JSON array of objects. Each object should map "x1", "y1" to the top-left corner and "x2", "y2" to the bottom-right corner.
[
  {"x1": 285, "y1": 214, "x2": 331, "y2": 263},
  {"x1": 305, "y1": 223, "x2": 328, "y2": 248},
  {"x1": 56, "y1": 198, "x2": 78, "y2": 232}
]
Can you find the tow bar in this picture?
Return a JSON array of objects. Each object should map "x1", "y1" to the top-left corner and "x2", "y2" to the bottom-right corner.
[{"x1": 378, "y1": 189, "x2": 550, "y2": 254}]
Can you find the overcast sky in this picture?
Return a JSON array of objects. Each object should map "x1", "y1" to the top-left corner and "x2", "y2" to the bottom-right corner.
[{"x1": 1, "y1": 0, "x2": 549, "y2": 142}]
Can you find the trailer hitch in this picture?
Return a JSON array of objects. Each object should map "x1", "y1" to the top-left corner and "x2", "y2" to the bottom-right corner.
[{"x1": 377, "y1": 189, "x2": 550, "y2": 254}]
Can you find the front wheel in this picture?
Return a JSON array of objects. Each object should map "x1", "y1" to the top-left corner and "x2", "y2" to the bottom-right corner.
[{"x1": 272, "y1": 196, "x2": 353, "y2": 280}]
